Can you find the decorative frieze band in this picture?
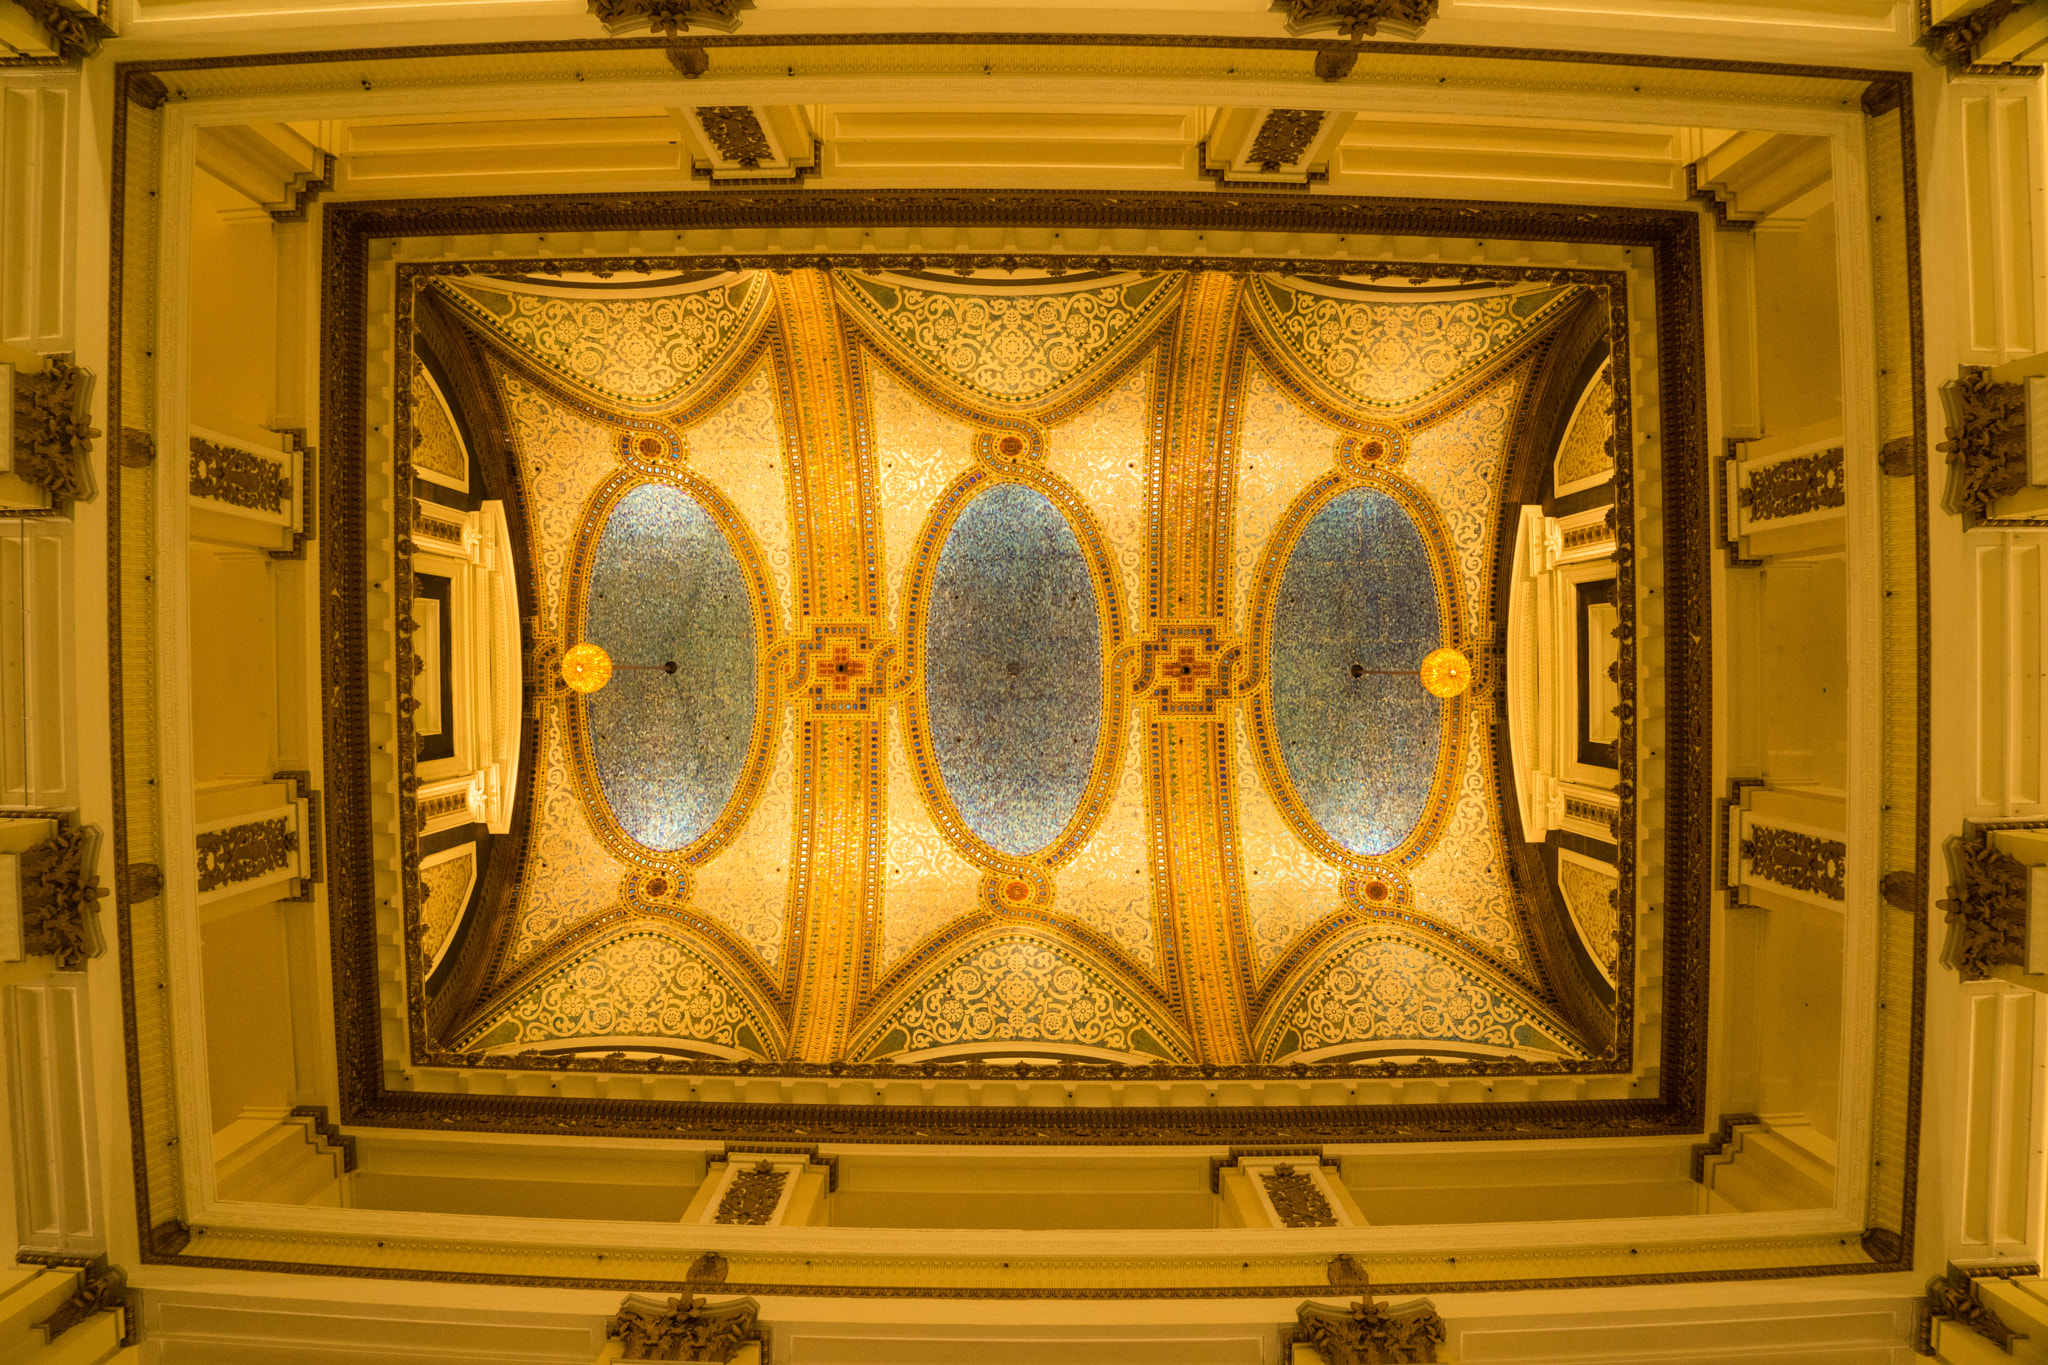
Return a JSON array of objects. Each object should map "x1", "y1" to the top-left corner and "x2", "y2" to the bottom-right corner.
[
  {"x1": 1919, "y1": 0, "x2": 2029, "y2": 73},
  {"x1": 1248, "y1": 110, "x2": 1327, "y2": 173},
  {"x1": 1739, "y1": 825, "x2": 1846, "y2": 901},
  {"x1": 1738, "y1": 447, "x2": 1845, "y2": 521},
  {"x1": 189, "y1": 435, "x2": 291, "y2": 514},
  {"x1": 696, "y1": 106, "x2": 772, "y2": 168},
  {"x1": 194, "y1": 817, "x2": 297, "y2": 895},
  {"x1": 608, "y1": 1293, "x2": 764, "y2": 1362}
]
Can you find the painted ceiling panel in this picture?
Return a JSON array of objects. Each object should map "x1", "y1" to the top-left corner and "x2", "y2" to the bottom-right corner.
[{"x1": 427, "y1": 266, "x2": 1615, "y2": 1069}]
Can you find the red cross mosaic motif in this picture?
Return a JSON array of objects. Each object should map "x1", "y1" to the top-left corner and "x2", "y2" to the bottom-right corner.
[
  {"x1": 821, "y1": 644, "x2": 867, "y2": 693},
  {"x1": 1166, "y1": 643, "x2": 1213, "y2": 695}
]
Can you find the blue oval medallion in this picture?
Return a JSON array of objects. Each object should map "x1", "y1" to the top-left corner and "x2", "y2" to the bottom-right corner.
[
  {"x1": 585, "y1": 483, "x2": 757, "y2": 851},
  {"x1": 925, "y1": 483, "x2": 1103, "y2": 856},
  {"x1": 1270, "y1": 488, "x2": 1443, "y2": 855}
]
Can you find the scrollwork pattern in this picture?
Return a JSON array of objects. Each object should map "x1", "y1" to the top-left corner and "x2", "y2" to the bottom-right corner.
[
  {"x1": 1408, "y1": 705, "x2": 1524, "y2": 960},
  {"x1": 1402, "y1": 370, "x2": 1522, "y2": 635},
  {"x1": 508, "y1": 718, "x2": 627, "y2": 961},
  {"x1": 473, "y1": 931, "x2": 765, "y2": 1054},
  {"x1": 837, "y1": 272, "x2": 1178, "y2": 405},
  {"x1": 1247, "y1": 275, "x2": 1573, "y2": 409},
  {"x1": 419, "y1": 849, "x2": 474, "y2": 965},
  {"x1": 499, "y1": 370, "x2": 620, "y2": 631},
  {"x1": 1271, "y1": 937, "x2": 1536, "y2": 1056},
  {"x1": 442, "y1": 275, "x2": 767, "y2": 405},
  {"x1": 877, "y1": 937, "x2": 1181, "y2": 1059},
  {"x1": 1554, "y1": 367, "x2": 1614, "y2": 488},
  {"x1": 1556, "y1": 859, "x2": 1619, "y2": 982},
  {"x1": 409, "y1": 360, "x2": 468, "y2": 485}
]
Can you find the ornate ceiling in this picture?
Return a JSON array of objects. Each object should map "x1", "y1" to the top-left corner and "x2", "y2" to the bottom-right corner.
[{"x1": 405, "y1": 263, "x2": 1624, "y2": 1073}]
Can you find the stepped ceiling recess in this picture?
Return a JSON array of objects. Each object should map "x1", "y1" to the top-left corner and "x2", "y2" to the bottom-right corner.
[{"x1": 329, "y1": 185, "x2": 1689, "y2": 1142}]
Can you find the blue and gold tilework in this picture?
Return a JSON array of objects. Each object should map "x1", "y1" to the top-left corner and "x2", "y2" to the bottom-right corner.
[{"x1": 435, "y1": 265, "x2": 1616, "y2": 1068}]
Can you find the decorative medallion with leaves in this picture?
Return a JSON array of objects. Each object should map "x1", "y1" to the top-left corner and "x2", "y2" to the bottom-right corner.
[
  {"x1": 189, "y1": 438, "x2": 291, "y2": 514},
  {"x1": 195, "y1": 818, "x2": 296, "y2": 894},
  {"x1": 1739, "y1": 825, "x2": 1845, "y2": 901},
  {"x1": 1262, "y1": 1163, "x2": 1339, "y2": 1227},
  {"x1": 1248, "y1": 109, "x2": 1327, "y2": 171},
  {"x1": 1738, "y1": 448, "x2": 1845, "y2": 521}
]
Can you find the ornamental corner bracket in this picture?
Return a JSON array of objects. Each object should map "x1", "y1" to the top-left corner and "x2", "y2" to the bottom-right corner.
[
  {"x1": 587, "y1": 0, "x2": 747, "y2": 35},
  {"x1": 9, "y1": 356, "x2": 100, "y2": 511},
  {"x1": 1922, "y1": 1266, "x2": 2027, "y2": 1354},
  {"x1": 1291, "y1": 1292, "x2": 1447, "y2": 1364},
  {"x1": 17, "y1": 820, "x2": 110, "y2": 972},
  {"x1": 1939, "y1": 831, "x2": 2030, "y2": 982},
  {"x1": 1277, "y1": 0, "x2": 1439, "y2": 42},
  {"x1": 1937, "y1": 364, "x2": 2029, "y2": 522},
  {"x1": 607, "y1": 1292, "x2": 764, "y2": 1362}
]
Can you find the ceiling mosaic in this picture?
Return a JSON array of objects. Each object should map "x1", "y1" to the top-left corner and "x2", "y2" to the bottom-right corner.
[{"x1": 416, "y1": 265, "x2": 1614, "y2": 1070}]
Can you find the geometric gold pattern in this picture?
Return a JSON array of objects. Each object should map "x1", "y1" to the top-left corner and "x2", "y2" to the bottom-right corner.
[{"x1": 415, "y1": 264, "x2": 1618, "y2": 1070}]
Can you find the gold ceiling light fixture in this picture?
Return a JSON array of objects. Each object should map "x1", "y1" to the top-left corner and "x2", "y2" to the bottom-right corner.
[
  {"x1": 559, "y1": 642, "x2": 679, "y2": 695},
  {"x1": 1350, "y1": 647, "x2": 1473, "y2": 699}
]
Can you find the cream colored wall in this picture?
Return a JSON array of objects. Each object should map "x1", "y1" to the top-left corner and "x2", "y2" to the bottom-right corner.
[
  {"x1": 1752, "y1": 206, "x2": 1845, "y2": 437},
  {"x1": 185, "y1": 544, "x2": 277, "y2": 784},
  {"x1": 186, "y1": 167, "x2": 278, "y2": 448},
  {"x1": 199, "y1": 902, "x2": 300, "y2": 1134}
]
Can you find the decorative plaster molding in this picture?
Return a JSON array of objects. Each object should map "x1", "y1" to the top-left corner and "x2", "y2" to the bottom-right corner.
[
  {"x1": 607, "y1": 1293, "x2": 764, "y2": 1362},
  {"x1": 11, "y1": 356, "x2": 98, "y2": 504},
  {"x1": 667, "y1": 41, "x2": 709, "y2": 77},
  {"x1": 1920, "y1": 0, "x2": 2026, "y2": 72},
  {"x1": 686, "y1": 1251, "x2": 729, "y2": 1283},
  {"x1": 696, "y1": 106, "x2": 772, "y2": 168},
  {"x1": 1940, "y1": 834, "x2": 2028, "y2": 981},
  {"x1": 1328, "y1": 1254, "x2": 1369, "y2": 1287},
  {"x1": 189, "y1": 435, "x2": 291, "y2": 514},
  {"x1": 1921, "y1": 1266, "x2": 2023, "y2": 1352},
  {"x1": 1690, "y1": 1111, "x2": 1761, "y2": 1183},
  {"x1": 20, "y1": 822, "x2": 107, "y2": 971},
  {"x1": 1277, "y1": 0, "x2": 1438, "y2": 40},
  {"x1": 1740, "y1": 826, "x2": 1846, "y2": 901},
  {"x1": 193, "y1": 817, "x2": 296, "y2": 896},
  {"x1": 117, "y1": 427, "x2": 155, "y2": 468},
  {"x1": 18, "y1": 1255, "x2": 137, "y2": 1347},
  {"x1": 1738, "y1": 448, "x2": 1845, "y2": 521},
  {"x1": 712, "y1": 1160, "x2": 788, "y2": 1225},
  {"x1": 1292, "y1": 1294, "x2": 1446, "y2": 1364},
  {"x1": 1939, "y1": 366, "x2": 2028, "y2": 521},
  {"x1": 6, "y1": 0, "x2": 114, "y2": 62},
  {"x1": 1262, "y1": 1163, "x2": 1340, "y2": 1227},
  {"x1": 1879, "y1": 436, "x2": 1915, "y2": 478},
  {"x1": 124, "y1": 862, "x2": 162, "y2": 903},
  {"x1": 588, "y1": 0, "x2": 746, "y2": 35},
  {"x1": 288, "y1": 1105, "x2": 357, "y2": 1172},
  {"x1": 1248, "y1": 109, "x2": 1326, "y2": 173}
]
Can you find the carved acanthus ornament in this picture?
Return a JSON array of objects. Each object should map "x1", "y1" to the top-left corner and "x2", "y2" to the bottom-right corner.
[
  {"x1": 1738, "y1": 448, "x2": 1845, "y2": 521},
  {"x1": 20, "y1": 823, "x2": 107, "y2": 971},
  {"x1": 1940, "y1": 835, "x2": 2029, "y2": 980},
  {"x1": 1939, "y1": 365, "x2": 2029, "y2": 520},
  {"x1": 1279, "y1": 0, "x2": 1439, "y2": 38},
  {"x1": 588, "y1": 0, "x2": 744, "y2": 33},
  {"x1": 1293, "y1": 1294, "x2": 1446, "y2": 1364},
  {"x1": 7, "y1": 0, "x2": 115, "y2": 62},
  {"x1": 608, "y1": 1293, "x2": 763, "y2": 1362},
  {"x1": 1739, "y1": 826, "x2": 1846, "y2": 901},
  {"x1": 695, "y1": 106, "x2": 773, "y2": 168},
  {"x1": 11, "y1": 356, "x2": 98, "y2": 502},
  {"x1": 713, "y1": 1159, "x2": 788, "y2": 1224},
  {"x1": 189, "y1": 436, "x2": 292, "y2": 514},
  {"x1": 1248, "y1": 109, "x2": 1327, "y2": 172},
  {"x1": 29, "y1": 1257, "x2": 135, "y2": 1346},
  {"x1": 1924, "y1": 1268, "x2": 2021, "y2": 1352},
  {"x1": 194, "y1": 817, "x2": 298, "y2": 895},
  {"x1": 1263, "y1": 1163, "x2": 1340, "y2": 1227},
  {"x1": 1920, "y1": 0, "x2": 2026, "y2": 71}
]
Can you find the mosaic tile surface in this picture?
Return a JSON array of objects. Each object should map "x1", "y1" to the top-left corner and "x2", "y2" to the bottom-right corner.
[
  {"x1": 452, "y1": 265, "x2": 1616, "y2": 1066},
  {"x1": 923, "y1": 482, "x2": 1104, "y2": 857},
  {"x1": 1268, "y1": 487, "x2": 1443, "y2": 857},
  {"x1": 585, "y1": 483, "x2": 758, "y2": 852}
]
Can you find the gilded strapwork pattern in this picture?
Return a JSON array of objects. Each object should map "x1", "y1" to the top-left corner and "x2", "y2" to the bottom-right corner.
[
  {"x1": 1555, "y1": 362, "x2": 1615, "y2": 490},
  {"x1": 410, "y1": 264, "x2": 1622, "y2": 1070}
]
